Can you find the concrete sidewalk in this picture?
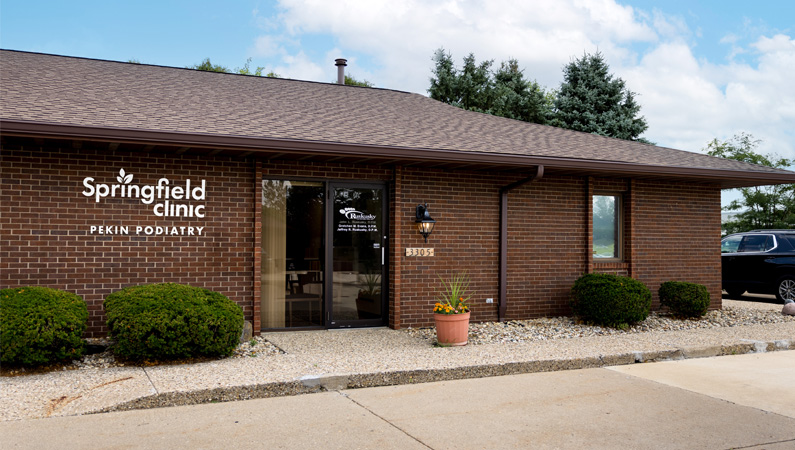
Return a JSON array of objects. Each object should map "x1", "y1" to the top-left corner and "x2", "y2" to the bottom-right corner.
[
  {"x1": 2, "y1": 352, "x2": 793, "y2": 449},
  {"x1": 1, "y1": 316, "x2": 793, "y2": 422}
]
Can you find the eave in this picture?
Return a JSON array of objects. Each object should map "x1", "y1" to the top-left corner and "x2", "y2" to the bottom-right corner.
[{"x1": 2, "y1": 119, "x2": 792, "y2": 189}]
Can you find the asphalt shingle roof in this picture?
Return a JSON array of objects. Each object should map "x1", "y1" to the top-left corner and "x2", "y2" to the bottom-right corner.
[{"x1": 1, "y1": 50, "x2": 793, "y2": 185}]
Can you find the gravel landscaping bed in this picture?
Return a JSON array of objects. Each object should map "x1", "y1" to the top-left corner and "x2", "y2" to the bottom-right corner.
[
  {"x1": 1, "y1": 335, "x2": 283, "y2": 376},
  {"x1": 3, "y1": 301, "x2": 790, "y2": 377},
  {"x1": 404, "y1": 304, "x2": 795, "y2": 345}
]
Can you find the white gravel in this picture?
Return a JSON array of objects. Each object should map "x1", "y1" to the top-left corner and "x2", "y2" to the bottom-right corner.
[
  {"x1": 404, "y1": 302, "x2": 795, "y2": 345},
  {"x1": 35, "y1": 300, "x2": 792, "y2": 374},
  {"x1": 1, "y1": 299, "x2": 792, "y2": 421}
]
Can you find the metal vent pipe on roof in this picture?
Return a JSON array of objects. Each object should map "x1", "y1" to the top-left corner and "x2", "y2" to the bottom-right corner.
[{"x1": 335, "y1": 58, "x2": 347, "y2": 84}]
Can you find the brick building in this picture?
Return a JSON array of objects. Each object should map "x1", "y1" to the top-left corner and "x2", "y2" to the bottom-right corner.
[{"x1": 2, "y1": 50, "x2": 793, "y2": 336}]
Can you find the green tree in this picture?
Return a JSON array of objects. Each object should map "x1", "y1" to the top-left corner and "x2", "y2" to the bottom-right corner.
[
  {"x1": 190, "y1": 57, "x2": 279, "y2": 77},
  {"x1": 428, "y1": 49, "x2": 551, "y2": 124},
  {"x1": 339, "y1": 74, "x2": 374, "y2": 87},
  {"x1": 455, "y1": 52, "x2": 494, "y2": 111},
  {"x1": 191, "y1": 58, "x2": 230, "y2": 73},
  {"x1": 491, "y1": 59, "x2": 550, "y2": 123},
  {"x1": 552, "y1": 51, "x2": 649, "y2": 142},
  {"x1": 428, "y1": 49, "x2": 458, "y2": 105},
  {"x1": 705, "y1": 133, "x2": 794, "y2": 232}
]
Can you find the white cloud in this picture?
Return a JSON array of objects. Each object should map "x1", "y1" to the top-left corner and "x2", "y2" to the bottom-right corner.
[
  {"x1": 650, "y1": 9, "x2": 691, "y2": 41},
  {"x1": 250, "y1": 0, "x2": 795, "y2": 164},
  {"x1": 620, "y1": 32, "x2": 795, "y2": 163},
  {"x1": 252, "y1": 35, "x2": 285, "y2": 58},
  {"x1": 752, "y1": 33, "x2": 795, "y2": 53},
  {"x1": 272, "y1": 50, "x2": 327, "y2": 81},
  {"x1": 265, "y1": 0, "x2": 657, "y2": 90}
]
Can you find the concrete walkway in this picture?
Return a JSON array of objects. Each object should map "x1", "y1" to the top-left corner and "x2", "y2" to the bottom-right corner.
[
  {"x1": 1, "y1": 300, "x2": 794, "y2": 422},
  {"x1": 2, "y1": 351, "x2": 793, "y2": 449}
]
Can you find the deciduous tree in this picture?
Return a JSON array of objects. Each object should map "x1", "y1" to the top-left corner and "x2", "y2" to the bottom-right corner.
[
  {"x1": 705, "y1": 133, "x2": 794, "y2": 232},
  {"x1": 339, "y1": 74, "x2": 374, "y2": 87},
  {"x1": 190, "y1": 58, "x2": 279, "y2": 77}
]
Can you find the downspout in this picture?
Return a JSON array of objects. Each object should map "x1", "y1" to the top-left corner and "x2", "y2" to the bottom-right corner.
[{"x1": 498, "y1": 165, "x2": 544, "y2": 322}]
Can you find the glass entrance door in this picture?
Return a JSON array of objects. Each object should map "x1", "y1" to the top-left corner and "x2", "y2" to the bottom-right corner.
[{"x1": 328, "y1": 183, "x2": 386, "y2": 327}]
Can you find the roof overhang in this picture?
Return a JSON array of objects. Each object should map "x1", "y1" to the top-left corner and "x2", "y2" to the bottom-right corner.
[{"x1": 2, "y1": 119, "x2": 792, "y2": 189}]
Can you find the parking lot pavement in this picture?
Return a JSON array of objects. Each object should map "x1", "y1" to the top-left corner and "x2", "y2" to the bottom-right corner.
[
  {"x1": 2, "y1": 352, "x2": 793, "y2": 450},
  {"x1": 607, "y1": 350, "x2": 795, "y2": 419}
]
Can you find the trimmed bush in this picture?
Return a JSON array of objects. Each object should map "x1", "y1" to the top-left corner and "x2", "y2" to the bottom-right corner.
[
  {"x1": 1, "y1": 287, "x2": 88, "y2": 366},
  {"x1": 659, "y1": 281, "x2": 710, "y2": 318},
  {"x1": 104, "y1": 283, "x2": 243, "y2": 360},
  {"x1": 570, "y1": 273, "x2": 651, "y2": 328}
]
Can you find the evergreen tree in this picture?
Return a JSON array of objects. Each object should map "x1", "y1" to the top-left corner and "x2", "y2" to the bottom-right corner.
[
  {"x1": 552, "y1": 51, "x2": 648, "y2": 141},
  {"x1": 491, "y1": 59, "x2": 550, "y2": 123},
  {"x1": 428, "y1": 48, "x2": 550, "y2": 124},
  {"x1": 456, "y1": 53, "x2": 494, "y2": 111},
  {"x1": 705, "y1": 133, "x2": 794, "y2": 232},
  {"x1": 428, "y1": 49, "x2": 459, "y2": 105}
]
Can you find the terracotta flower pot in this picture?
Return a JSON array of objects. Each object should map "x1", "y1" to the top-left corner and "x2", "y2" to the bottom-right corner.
[{"x1": 434, "y1": 311, "x2": 470, "y2": 346}]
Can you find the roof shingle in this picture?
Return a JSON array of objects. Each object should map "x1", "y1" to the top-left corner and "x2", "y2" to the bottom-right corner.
[{"x1": 1, "y1": 50, "x2": 793, "y2": 185}]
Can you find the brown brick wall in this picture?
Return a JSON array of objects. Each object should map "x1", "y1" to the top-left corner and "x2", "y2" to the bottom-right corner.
[
  {"x1": 0, "y1": 146, "x2": 255, "y2": 336},
  {"x1": 632, "y1": 180, "x2": 723, "y2": 309},
  {"x1": 2, "y1": 147, "x2": 723, "y2": 334},
  {"x1": 394, "y1": 173, "x2": 722, "y2": 327},
  {"x1": 504, "y1": 175, "x2": 589, "y2": 320},
  {"x1": 396, "y1": 167, "x2": 505, "y2": 328}
]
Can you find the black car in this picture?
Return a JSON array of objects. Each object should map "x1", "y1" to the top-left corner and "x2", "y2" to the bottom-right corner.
[{"x1": 721, "y1": 230, "x2": 795, "y2": 303}]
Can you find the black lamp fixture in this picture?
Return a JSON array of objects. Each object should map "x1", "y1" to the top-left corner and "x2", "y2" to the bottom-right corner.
[{"x1": 415, "y1": 203, "x2": 436, "y2": 243}]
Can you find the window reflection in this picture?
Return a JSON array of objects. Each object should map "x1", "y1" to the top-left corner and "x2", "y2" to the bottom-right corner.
[
  {"x1": 261, "y1": 180, "x2": 324, "y2": 328},
  {"x1": 593, "y1": 195, "x2": 619, "y2": 259}
]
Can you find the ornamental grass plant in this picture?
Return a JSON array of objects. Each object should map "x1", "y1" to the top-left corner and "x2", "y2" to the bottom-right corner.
[{"x1": 434, "y1": 272, "x2": 473, "y2": 314}]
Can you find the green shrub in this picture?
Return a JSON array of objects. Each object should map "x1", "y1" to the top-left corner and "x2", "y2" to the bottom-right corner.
[
  {"x1": 570, "y1": 273, "x2": 651, "y2": 328},
  {"x1": 659, "y1": 281, "x2": 710, "y2": 318},
  {"x1": 104, "y1": 283, "x2": 243, "y2": 360},
  {"x1": 0, "y1": 287, "x2": 88, "y2": 366}
]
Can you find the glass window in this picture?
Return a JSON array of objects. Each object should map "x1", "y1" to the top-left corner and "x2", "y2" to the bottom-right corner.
[
  {"x1": 721, "y1": 235, "x2": 742, "y2": 253},
  {"x1": 738, "y1": 235, "x2": 773, "y2": 253},
  {"x1": 261, "y1": 180, "x2": 324, "y2": 328},
  {"x1": 593, "y1": 194, "x2": 620, "y2": 259}
]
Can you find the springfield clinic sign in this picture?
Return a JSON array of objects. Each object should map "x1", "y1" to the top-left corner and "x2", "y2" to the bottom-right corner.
[{"x1": 81, "y1": 169, "x2": 206, "y2": 236}]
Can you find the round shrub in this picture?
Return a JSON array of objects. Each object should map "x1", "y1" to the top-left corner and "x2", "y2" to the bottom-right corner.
[
  {"x1": 104, "y1": 283, "x2": 243, "y2": 361},
  {"x1": 570, "y1": 273, "x2": 651, "y2": 328},
  {"x1": 1, "y1": 287, "x2": 87, "y2": 366},
  {"x1": 659, "y1": 281, "x2": 710, "y2": 318}
]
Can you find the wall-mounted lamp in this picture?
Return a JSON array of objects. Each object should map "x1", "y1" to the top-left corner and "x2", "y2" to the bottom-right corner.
[{"x1": 415, "y1": 203, "x2": 436, "y2": 243}]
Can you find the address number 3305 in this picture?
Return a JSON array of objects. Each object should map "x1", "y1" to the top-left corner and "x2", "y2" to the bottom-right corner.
[{"x1": 405, "y1": 248, "x2": 434, "y2": 257}]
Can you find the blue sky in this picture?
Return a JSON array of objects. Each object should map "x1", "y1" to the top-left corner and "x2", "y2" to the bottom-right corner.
[{"x1": 2, "y1": 1, "x2": 794, "y2": 205}]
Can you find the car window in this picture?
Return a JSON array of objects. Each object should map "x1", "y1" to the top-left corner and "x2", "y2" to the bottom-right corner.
[
  {"x1": 721, "y1": 235, "x2": 742, "y2": 253},
  {"x1": 738, "y1": 235, "x2": 773, "y2": 252},
  {"x1": 780, "y1": 235, "x2": 795, "y2": 250}
]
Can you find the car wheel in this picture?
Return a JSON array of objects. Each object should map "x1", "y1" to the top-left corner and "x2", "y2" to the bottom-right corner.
[
  {"x1": 776, "y1": 276, "x2": 795, "y2": 303},
  {"x1": 725, "y1": 288, "x2": 745, "y2": 298}
]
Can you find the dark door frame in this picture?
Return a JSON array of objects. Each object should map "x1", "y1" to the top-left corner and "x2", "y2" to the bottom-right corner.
[{"x1": 325, "y1": 181, "x2": 388, "y2": 328}]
